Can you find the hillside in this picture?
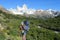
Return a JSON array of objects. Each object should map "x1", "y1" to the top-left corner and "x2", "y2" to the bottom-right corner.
[{"x1": 0, "y1": 9, "x2": 60, "y2": 40}]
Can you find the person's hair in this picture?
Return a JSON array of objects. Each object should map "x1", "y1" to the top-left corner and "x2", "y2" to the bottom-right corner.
[{"x1": 24, "y1": 20, "x2": 27, "y2": 25}]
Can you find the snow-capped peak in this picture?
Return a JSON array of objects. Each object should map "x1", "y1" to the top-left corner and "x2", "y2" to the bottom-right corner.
[
  {"x1": 22, "y1": 4, "x2": 27, "y2": 10},
  {"x1": 8, "y1": 4, "x2": 36, "y2": 15}
]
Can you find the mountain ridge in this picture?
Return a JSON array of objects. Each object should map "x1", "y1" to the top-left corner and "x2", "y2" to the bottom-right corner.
[{"x1": 0, "y1": 4, "x2": 60, "y2": 18}]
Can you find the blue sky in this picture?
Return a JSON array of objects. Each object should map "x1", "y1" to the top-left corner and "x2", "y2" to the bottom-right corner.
[{"x1": 0, "y1": 0, "x2": 60, "y2": 10}]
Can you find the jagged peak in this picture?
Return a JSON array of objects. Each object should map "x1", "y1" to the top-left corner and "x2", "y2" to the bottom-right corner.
[{"x1": 22, "y1": 4, "x2": 28, "y2": 10}]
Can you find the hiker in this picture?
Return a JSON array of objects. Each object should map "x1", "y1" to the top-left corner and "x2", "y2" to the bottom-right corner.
[{"x1": 20, "y1": 20, "x2": 29, "y2": 40}]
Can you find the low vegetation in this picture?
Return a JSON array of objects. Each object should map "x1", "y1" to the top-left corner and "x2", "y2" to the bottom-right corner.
[{"x1": 0, "y1": 10, "x2": 60, "y2": 40}]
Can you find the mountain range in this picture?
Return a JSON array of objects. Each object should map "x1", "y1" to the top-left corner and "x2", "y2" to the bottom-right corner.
[{"x1": 0, "y1": 4, "x2": 60, "y2": 18}]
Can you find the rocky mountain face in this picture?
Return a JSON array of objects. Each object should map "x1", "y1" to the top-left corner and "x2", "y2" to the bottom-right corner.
[
  {"x1": 34, "y1": 10, "x2": 60, "y2": 18},
  {"x1": 0, "y1": 4, "x2": 60, "y2": 18}
]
